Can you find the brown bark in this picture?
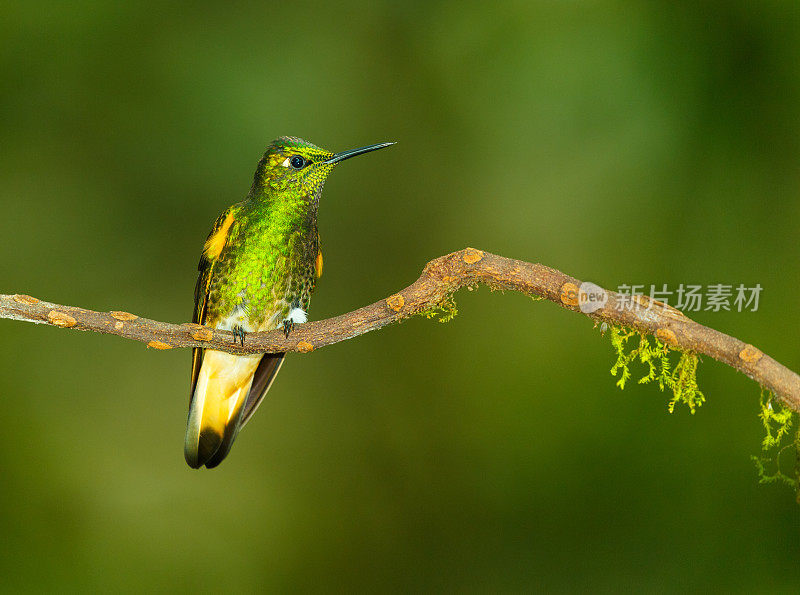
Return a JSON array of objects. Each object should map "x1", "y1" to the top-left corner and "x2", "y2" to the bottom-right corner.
[{"x1": 2, "y1": 248, "x2": 797, "y2": 411}]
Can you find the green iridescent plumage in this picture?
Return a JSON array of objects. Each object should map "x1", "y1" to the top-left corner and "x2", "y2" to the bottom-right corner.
[
  {"x1": 185, "y1": 136, "x2": 394, "y2": 469},
  {"x1": 199, "y1": 137, "x2": 330, "y2": 332}
]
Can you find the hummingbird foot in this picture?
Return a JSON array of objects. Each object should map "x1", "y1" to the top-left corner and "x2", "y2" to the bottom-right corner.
[
  {"x1": 231, "y1": 324, "x2": 246, "y2": 346},
  {"x1": 282, "y1": 305, "x2": 307, "y2": 338}
]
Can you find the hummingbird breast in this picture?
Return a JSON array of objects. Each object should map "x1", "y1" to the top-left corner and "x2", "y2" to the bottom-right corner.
[{"x1": 205, "y1": 203, "x2": 319, "y2": 333}]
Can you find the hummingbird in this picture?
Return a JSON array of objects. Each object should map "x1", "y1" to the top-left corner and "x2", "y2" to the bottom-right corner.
[{"x1": 185, "y1": 136, "x2": 394, "y2": 469}]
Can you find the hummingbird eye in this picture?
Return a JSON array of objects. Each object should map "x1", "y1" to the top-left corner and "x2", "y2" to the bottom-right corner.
[{"x1": 289, "y1": 155, "x2": 307, "y2": 170}]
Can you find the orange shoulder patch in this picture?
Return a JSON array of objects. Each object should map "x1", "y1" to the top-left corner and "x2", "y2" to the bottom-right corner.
[
  {"x1": 204, "y1": 211, "x2": 236, "y2": 260},
  {"x1": 315, "y1": 250, "x2": 323, "y2": 278}
]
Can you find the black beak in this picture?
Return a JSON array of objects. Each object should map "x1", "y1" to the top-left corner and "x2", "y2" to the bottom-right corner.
[{"x1": 324, "y1": 141, "x2": 395, "y2": 164}]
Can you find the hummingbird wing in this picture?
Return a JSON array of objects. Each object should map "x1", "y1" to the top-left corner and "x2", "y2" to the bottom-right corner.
[
  {"x1": 186, "y1": 204, "x2": 261, "y2": 469},
  {"x1": 188, "y1": 274, "x2": 207, "y2": 402},
  {"x1": 239, "y1": 353, "x2": 285, "y2": 428},
  {"x1": 189, "y1": 205, "x2": 238, "y2": 399}
]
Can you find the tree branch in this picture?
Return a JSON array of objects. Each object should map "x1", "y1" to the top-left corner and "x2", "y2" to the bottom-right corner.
[{"x1": 2, "y1": 248, "x2": 798, "y2": 411}]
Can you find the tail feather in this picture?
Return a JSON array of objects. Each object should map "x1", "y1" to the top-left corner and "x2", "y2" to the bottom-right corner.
[{"x1": 184, "y1": 350, "x2": 261, "y2": 468}]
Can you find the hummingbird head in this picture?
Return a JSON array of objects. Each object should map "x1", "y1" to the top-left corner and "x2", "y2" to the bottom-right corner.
[{"x1": 249, "y1": 136, "x2": 395, "y2": 201}]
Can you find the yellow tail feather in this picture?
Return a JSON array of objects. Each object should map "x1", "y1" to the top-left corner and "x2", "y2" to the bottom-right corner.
[{"x1": 184, "y1": 350, "x2": 261, "y2": 468}]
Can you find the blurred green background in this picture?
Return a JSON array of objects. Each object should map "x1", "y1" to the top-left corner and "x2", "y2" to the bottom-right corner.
[{"x1": 1, "y1": 1, "x2": 799, "y2": 592}]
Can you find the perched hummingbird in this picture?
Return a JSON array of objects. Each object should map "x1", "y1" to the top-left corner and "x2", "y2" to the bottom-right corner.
[{"x1": 185, "y1": 136, "x2": 394, "y2": 468}]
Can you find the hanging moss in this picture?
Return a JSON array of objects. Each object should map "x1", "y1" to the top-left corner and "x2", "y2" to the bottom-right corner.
[
  {"x1": 606, "y1": 325, "x2": 704, "y2": 413},
  {"x1": 604, "y1": 324, "x2": 799, "y2": 502},
  {"x1": 421, "y1": 294, "x2": 459, "y2": 323},
  {"x1": 750, "y1": 388, "x2": 799, "y2": 500}
]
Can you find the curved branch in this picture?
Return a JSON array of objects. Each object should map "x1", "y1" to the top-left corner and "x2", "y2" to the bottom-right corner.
[{"x1": 2, "y1": 248, "x2": 798, "y2": 411}]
